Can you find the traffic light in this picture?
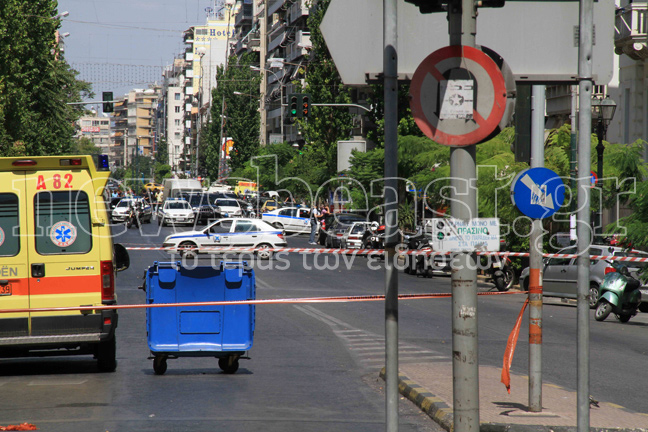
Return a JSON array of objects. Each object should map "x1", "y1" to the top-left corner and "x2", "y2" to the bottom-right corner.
[
  {"x1": 289, "y1": 94, "x2": 299, "y2": 118},
  {"x1": 404, "y1": 0, "x2": 445, "y2": 13},
  {"x1": 102, "y1": 91, "x2": 114, "y2": 113},
  {"x1": 404, "y1": 0, "x2": 504, "y2": 13},
  {"x1": 301, "y1": 94, "x2": 311, "y2": 118}
]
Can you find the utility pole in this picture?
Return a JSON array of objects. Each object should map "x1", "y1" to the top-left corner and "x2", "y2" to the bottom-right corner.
[
  {"x1": 258, "y1": 1, "x2": 267, "y2": 146},
  {"x1": 383, "y1": 1, "x2": 399, "y2": 431},
  {"x1": 577, "y1": 0, "x2": 594, "y2": 430},
  {"x1": 528, "y1": 85, "x2": 545, "y2": 412},
  {"x1": 448, "y1": 1, "x2": 480, "y2": 431}
]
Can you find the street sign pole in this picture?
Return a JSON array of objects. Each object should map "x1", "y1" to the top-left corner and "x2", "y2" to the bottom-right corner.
[
  {"x1": 577, "y1": 1, "x2": 594, "y2": 431},
  {"x1": 383, "y1": 1, "x2": 399, "y2": 431},
  {"x1": 528, "y1": 84, "x2": 545, "y2": 412},
  {"x1": 448, "y1": 1, "x2": 480, "y2": 431}
]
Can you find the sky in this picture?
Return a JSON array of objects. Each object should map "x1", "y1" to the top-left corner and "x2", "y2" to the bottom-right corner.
[{"x1": 57, "y1": 0, "x2": 224, "y2": 107}]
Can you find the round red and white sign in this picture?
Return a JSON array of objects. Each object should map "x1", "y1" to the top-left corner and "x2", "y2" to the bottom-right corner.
[{"x1": 409, "y1": 45, "x2": 507, "y2": 146}]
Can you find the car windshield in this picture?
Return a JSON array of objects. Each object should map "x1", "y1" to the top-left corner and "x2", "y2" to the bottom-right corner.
[
  {"x1": 351, "y1": 224, "x2": 368, "y2": 234},
  {"x1": 166, "y1": 201, "x2": 190, "y2": 210},
  {"x1": 217, "y1": 200, "x2": 238, "y2": 207},
  {"x1": 116, "y1": 200, "x2": 132, "y2": 208}
]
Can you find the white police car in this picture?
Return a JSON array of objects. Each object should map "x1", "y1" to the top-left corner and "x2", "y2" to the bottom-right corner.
[
  {"x1": 261, "y1": 206, "x2": 311, "y2": 234},
  {"x1": 162, "y1": 218, "x2": 286, "y2": 260},
  {"x1": 158, "y1": 198, "x2": 195, "y2": 226}
]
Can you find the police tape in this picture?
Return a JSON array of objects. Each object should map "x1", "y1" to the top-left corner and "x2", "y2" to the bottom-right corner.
[
  {"x1": 0, "y1": 291, "x2": 525, "y2": 314},
  {"x1": 123, "y1": 245, "x2": 648, "y2": 262}
]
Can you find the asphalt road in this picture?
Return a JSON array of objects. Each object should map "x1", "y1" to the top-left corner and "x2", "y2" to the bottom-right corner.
[{"x1": 2, "y1": 220, "x2": 648, "y2": 431}]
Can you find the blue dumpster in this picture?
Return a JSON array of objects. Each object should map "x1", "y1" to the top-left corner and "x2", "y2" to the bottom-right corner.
[{"x1": 145, "y1": 261, "x2": 255, "y2": 374}]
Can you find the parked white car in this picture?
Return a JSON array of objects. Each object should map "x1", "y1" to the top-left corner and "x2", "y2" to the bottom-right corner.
[
  {"x1": 213, "y1": 198, "x2": 243, "y2": 218},
  {"x1": 340, "y1": 222, "x2": 374, "y2": 249},
  {"x1": 157, "y1": 198, "x2": 195, "y2": 226},
  {"x1": 162, "y1": 218, "x2": 286, "y2": 260},
  {"x1": 261, "y1": 207, "x2": 311, "y2": 233}
]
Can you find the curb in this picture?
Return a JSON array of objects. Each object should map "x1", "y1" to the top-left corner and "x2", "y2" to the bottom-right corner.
[{"x1": 379, "y1": 368, "x2": 647, "y2": 432}]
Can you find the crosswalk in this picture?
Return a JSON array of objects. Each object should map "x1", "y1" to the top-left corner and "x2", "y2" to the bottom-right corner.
[{"x1": 294, "y1": 305, "x2": 447, "y2": 371}]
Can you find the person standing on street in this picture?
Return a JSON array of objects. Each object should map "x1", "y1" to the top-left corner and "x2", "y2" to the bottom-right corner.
[{"x1": 309, "y1": 204, "x2": 321, "y2": 245}]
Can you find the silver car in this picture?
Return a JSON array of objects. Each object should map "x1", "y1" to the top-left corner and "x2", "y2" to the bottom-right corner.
[{"x1": 519, "y1": 245, "x2": 648, "y2": 308}]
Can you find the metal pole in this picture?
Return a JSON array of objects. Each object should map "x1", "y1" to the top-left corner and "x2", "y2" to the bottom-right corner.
[
  {"x1": 217, "y1": 95, "x2": 226, "y2": 180},
  {"x1": 383, "y1": 0, "x2": 398, "y2": 431},
  {"x1": 280, "y1": 84, "x2": 284, "y2": 140},
  {"x1": 570, "y1": 86, "x2": 578, "y2": 241},
  {"x1": 577, "y1": 1, "x2": 594, "y2": 431},
  {"x1": 596, "y1": 121, "x2": 604, "y2": 238},
  {"x1": 528, "y1": 85, "x2": 545, "y2": 412},
  {"x1": 259, "y1": 3, "x2": 267, "y2": 146},
  {"x1": 448, "y1": 1, "x2": 479, "y2": 431}
]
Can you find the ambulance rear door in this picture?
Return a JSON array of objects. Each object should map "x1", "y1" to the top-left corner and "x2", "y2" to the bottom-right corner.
[
  {"x1": 0, "y1": 171, "x2": 30, "y2": 338},
  {"x1": 25, "y1": 168, "x2": 103, "y2": 337}
]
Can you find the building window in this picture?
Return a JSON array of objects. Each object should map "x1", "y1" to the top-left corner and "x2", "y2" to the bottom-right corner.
[
  {"x1": 175, "y1": 132, "x2": 181, "y2": 139},
  {"x1": 175, "y1": 106, "x2": 181, "y2": 113},
  {"x1": 175, "y1": 93, "x2": 181, "y2": 100},
  {"x1": 174, "y1": 119, "x2": 181, "y2": 126}
]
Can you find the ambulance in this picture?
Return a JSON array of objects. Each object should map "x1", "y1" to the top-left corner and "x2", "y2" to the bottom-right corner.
[{"x1": 0, "y1": 155, "x2": 129, "y2": 371}]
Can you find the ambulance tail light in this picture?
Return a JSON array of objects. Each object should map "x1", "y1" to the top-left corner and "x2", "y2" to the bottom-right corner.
[
  {"x1": 60, "y1": 158, "x2": 83, "y2": 166},
  {"x1": 100, "y1": 261, "x2": 115, "y2": 302}
]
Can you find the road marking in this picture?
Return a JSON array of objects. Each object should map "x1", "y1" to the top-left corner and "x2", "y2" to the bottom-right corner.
[
  {"x1": 28, "y1": 378, "x2": 88, "y2": 386},
  {"x1": 294, "y1": 304, "x2": 448, "y2": 369}
]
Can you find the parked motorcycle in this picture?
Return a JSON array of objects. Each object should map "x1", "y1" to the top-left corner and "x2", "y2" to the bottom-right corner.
[
  {"x1": 401, "y1": 229, "x2": 433, "y2": 277},
  {"x1": 595, "y1": 262, "x2": 645, "y2": 323},
  {"x1": 486, "y1": 255, "x2": 515, "y2": 292},
  {"x1": 125, "y1": 204, "x2": 140, "y2": 229}
]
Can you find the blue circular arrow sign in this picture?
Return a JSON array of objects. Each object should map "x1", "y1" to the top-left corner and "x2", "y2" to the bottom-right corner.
[{"x1": 511, "y1": 167, "x2": 565, "y2": 219}]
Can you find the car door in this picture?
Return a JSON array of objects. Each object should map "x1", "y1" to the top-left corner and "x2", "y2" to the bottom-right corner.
[
  {"x1": 278, "y1": 208, "x2": 296, "y2": 231},
  {"x1": 297, "y1": 208, "x2": 311, "y2": 233},
  {"x1": 232, "y1": 220, "x2": 258, "y2": 247},
  {"x1": 207, "y1": 220, "x2": 234, "y2": 247},
  {"x1": 543, "y1": 247, "x2": 577, "y2": 297}
]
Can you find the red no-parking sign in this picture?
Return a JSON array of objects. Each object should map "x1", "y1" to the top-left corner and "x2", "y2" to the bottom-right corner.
[{"x1": 409, "y1": 45, "x2": 507, "y2": 146}]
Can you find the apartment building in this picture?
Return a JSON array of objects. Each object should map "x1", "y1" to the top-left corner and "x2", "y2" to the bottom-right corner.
[
  {"x1": 232, "y1": 0, "x2": 311, "y2": 145},
  {"x1": 112, "y1": 88, "x2": 160, "y2": 168},
  {"x1": 75, "y1": 114, "x2": 115, "y2": 161}
]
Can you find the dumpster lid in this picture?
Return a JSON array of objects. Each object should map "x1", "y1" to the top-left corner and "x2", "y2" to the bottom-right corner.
[
  {"x1": 156, "y1": 262, "x2": 179, "y2": 284},
  {"x1": 221, "y1": 261, "x2": 246, "y2": 284}
]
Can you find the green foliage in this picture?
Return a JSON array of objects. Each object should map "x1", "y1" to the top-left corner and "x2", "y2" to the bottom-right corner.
[
  {"x1": 69, "y1": 137, "x2": 101, "y2": 155},
  {"x1": 296, "y1": 0, "x2": 354, "y2": 178},
  {"x1": 230, "y1": 142, "x2": 298, "y2": 191},
  {"x1": 206, "y1": 52, "x2": 260, "y2": 178},
  {"x1": 156, "y1": 137, "x2": 169, "y2": 166},
  {"x1": 154, "y1": 163, "x2": 172, "y2": 183},
  {"x1": 0, "y1": 1, "x2": 93, "y2": 156}
]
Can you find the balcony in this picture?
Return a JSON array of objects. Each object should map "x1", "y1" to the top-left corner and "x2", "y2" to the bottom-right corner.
[
  {"x1": 615, "y1": 3, "x2": 648, "y2": 60},
  {"x1": 235, "y1": 3, "x2": 253, "y2": 27},
  {"x1": 288, "y1": 0, "x2": 309, "y2": 24}
]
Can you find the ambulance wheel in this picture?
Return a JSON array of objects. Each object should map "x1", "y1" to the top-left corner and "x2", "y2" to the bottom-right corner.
[
  {"x1": 219, "y1": 357, "x2": 239, "y2": 374},
  {"x1": 153, "y1": 355, "x2": 167, "y2": 375},
  {"x1": 97, "y1": 336, "x2": 117, "y2": 372}
]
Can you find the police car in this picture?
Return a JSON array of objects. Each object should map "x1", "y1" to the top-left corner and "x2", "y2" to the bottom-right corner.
[
  {"x1": 162, "y1": 218, "x2": 286, "y2": 260},
  {"x1": 158, "y1": 198, "x2": 195, "y2": 226},
  {"x1": 261, "y1": 207, "x2": 311, "y2": 234}
]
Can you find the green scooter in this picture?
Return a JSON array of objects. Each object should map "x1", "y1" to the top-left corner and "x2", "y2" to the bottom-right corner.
[{"x1": 595, "y1": 263, "x2": 645, "y2": 323}]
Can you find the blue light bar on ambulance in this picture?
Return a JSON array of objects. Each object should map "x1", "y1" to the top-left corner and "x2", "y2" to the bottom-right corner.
[{"x1": 97, "y1": 154, "x2": 110, "y2": 170}]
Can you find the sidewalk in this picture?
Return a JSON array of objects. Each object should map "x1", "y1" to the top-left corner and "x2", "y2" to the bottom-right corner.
[{"x1": 381, "y1": 362, "x2": 648, "y2": 432}]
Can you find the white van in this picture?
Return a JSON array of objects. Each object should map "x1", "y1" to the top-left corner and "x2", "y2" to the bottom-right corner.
[{"x1": 162, "y1": 179, "x2": 202, "y2": 200}]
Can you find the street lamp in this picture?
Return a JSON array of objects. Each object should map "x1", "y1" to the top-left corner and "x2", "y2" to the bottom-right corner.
[
  {"x1": 195, "y1": 46, "x2": 207, "y2": 178},
  {"x1": 591, "y1": 95, "x2": 617, "y2": 238},
  {"x1": 251, "y1": 65, "x2": 284, "y2": 142}
]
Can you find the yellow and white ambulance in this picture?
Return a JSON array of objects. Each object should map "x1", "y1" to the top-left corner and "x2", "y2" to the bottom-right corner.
[{"x1": 0, "y1": 155, "x2": 129, "y2": 371}]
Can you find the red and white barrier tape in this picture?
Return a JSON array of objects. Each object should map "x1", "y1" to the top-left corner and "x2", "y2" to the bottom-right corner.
[
  {"x1": 0, "y1": 291, "x2": 525, "y2": 314},
  {"x1": 124, "y1": 246, "x2": 648, "y2": 262}
]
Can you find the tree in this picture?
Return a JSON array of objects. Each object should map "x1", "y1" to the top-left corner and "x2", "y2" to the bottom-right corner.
[
  {"x1": 69, "y1": 137, "x2": 101, "y2": 155},
  {"x1": 291, "y1": 0, "x2": 354, "y2": 182},
  {"x1": 0, "y1": 1, "x2": 92, "y2": 156},
  {"x1": 206, "y1": 52, "x2": 260, "y2": 179}
]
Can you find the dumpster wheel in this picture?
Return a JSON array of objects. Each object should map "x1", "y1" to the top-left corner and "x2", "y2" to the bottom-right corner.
[
  {"x1": 153, "y1": 355, "x2": 168, "y2": 375},
  {"x1": 219, "y1": 356, "x2": 239, "y2": 374}
]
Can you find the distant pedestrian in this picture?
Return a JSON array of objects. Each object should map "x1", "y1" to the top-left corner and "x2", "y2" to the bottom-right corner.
[{"x1": 309, "y1": 205, "x2": 321, "y2": 245}]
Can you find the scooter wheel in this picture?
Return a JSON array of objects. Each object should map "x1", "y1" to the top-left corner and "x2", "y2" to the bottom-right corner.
[{"x1": 595, "y1": 301, "x2": 612, "y2": 322}]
